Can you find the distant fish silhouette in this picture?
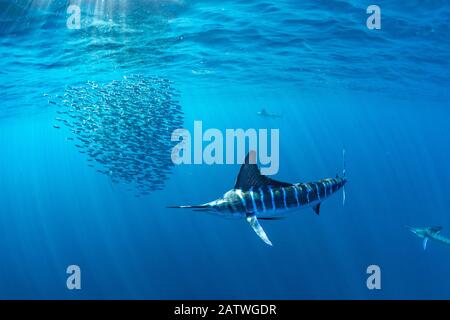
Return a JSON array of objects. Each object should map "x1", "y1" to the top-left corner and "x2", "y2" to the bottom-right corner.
[
  {"x1": 407, "y1": 226, "x2": 450, "y2": 250},
  {"x1": 257, "y1": 108, "x2": 282, "y2": 119}
]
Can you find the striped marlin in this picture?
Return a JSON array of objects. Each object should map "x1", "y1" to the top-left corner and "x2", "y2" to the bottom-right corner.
[
  {"x1": 169, "y1": 150, "x2": 347, "y2": 246},
  {"x1": 407, "y1": 226, "x2": 450, "y2": 250}
]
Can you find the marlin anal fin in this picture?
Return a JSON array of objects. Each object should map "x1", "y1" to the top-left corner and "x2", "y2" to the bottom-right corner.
[
  {"x1": 235, "y1": 151, "x2": 293, "y2": 191},
  {"x1": 313, "y1": 203, "x2": 321, "y2": 215},
  {"x1": 246, "y1": 213, "x2": 273, "y2": 246},
  {"x1": 423, "y1": 237, "x2": 429, "y2": 250}
]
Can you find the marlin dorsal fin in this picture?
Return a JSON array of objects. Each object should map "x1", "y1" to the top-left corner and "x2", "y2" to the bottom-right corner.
[
  {"x1": 234, "y1": 151, "x2": 292, "y2": 191},
  {"x1": 430, "y1": 226, "x2": 443, "y2": 234}
]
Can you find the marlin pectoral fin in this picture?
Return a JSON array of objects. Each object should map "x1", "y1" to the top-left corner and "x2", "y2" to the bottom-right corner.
[
  {"x1": 246, "y1": 214, "x2": 273, "y2": 246},
  {"x1": 423, "y1": 237, "x2": 429, "y2": 250}
]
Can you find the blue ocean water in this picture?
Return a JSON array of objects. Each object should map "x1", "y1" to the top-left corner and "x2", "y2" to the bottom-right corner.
[{"x1": 1, "y1": 0, "x2": 450, "y2": 299}]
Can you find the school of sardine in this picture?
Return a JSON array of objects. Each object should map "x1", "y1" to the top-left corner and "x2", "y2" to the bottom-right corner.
[{"x1": 49, "y1": 75, "x2": 184, "y2": 196}]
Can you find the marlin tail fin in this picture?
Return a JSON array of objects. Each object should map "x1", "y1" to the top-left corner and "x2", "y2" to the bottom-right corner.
[
  {"x1": 167, "y1": 205, "x2": 209, "y2": 209},
  {"x1": 167, "y1": 204, "x2": 213, "y2": 212}
]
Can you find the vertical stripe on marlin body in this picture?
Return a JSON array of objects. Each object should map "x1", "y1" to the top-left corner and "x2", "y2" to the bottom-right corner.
[{"x1": 168, "y1": 150, "x2": 348, "y2": 246}]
